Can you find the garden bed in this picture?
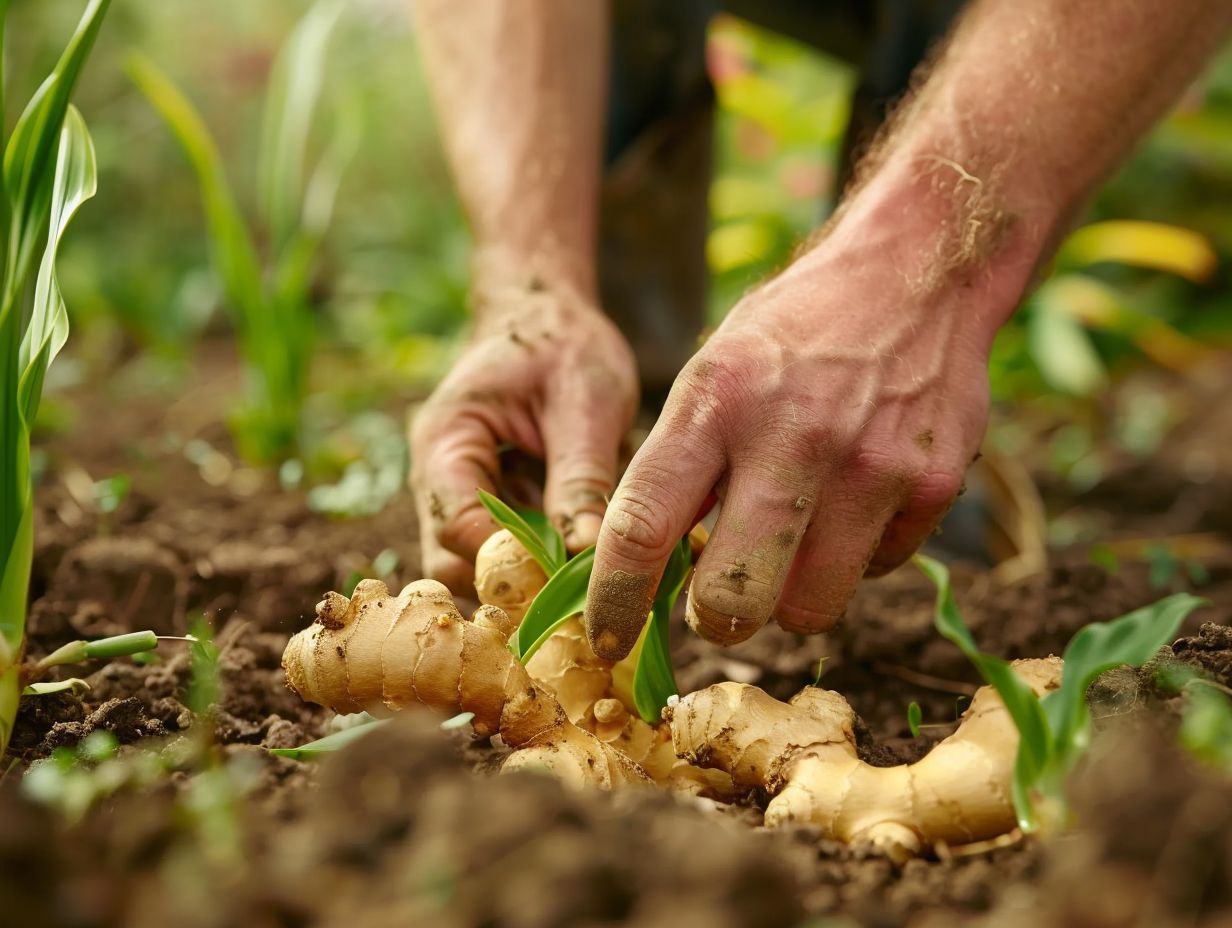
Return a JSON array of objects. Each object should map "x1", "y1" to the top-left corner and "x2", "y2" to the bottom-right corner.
[{"x1": 5, "y1": 349, "x2": 1232, "y2": 928}]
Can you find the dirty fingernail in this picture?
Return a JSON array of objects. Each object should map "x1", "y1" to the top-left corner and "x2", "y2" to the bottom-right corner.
[
  {"x1": 684, "y1": 584, "x2": 766, "y2": 647},
  {"x1": 585, "y1": 568, "x2": 653, "y2": 661}
]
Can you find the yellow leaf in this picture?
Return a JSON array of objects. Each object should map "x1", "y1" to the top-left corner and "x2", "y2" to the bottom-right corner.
[
  {"x1": 1057, "y1": 221, "x2": 1217, "y2": 282},
  {"x1": 707, "y1": 220, "x2": 776, "y2": 274}
]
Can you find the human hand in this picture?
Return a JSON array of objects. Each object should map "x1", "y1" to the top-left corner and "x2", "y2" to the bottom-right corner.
[
  {"x1": 583, "y1": 202, "x2": 1031, "y2": 660},
  {"x1": 410, "y1": 280, "x2": 638, "y2": 592}
]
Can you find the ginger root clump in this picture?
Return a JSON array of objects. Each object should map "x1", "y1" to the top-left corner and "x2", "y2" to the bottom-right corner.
[
  {"x1": 282, "y1": 578, "x2": 647, "y2": 788},
  {"x1": 474, "y1": 529, "x2": 548, "y2": 623},
  {"x1": 667, "y1": 657, "x2": 1063, "y2": 862}
]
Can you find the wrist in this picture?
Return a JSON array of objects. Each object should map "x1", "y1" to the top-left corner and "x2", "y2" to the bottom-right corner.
[
  {"x1": 471, "y1": 241, "x2": 599, "y2": 313},
  {"x1": 468, "y1": 245, "x2": 613, "y2": 344},
  {"x1": 801, "y1": 147, "x2": 1067, "y2": 341}
]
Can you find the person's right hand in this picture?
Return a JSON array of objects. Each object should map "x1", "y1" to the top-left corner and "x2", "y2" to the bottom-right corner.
[{"x1": 409, "y1": 280, "x2": 639, "y2": 592}]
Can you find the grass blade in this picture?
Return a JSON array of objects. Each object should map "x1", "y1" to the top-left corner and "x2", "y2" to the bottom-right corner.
[
  {"x1": 268, "y1": 717, "x2": 390, "y2": 759},
  {"x1": 125, "y1": 53, "x2": 264, "y2": 325},
  {"x1": 477, "y1": 489, "x2": 565, "y2": 575},
  {"x1": 632, "y1": 538, "x2": 689, "y2": 722},
  {"x1": 513, "y1": 546, "x2": 594, "y2": 661},
  {"x1": 257, "y1": 0, "x2": 345, "y2": 251}
]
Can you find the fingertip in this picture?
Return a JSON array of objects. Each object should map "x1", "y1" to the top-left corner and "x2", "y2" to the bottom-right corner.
[
  {"x1": 683, "y1": 583, "x2": 769, "y2": 647},
  {"x1": 584, "y1": 566, "x2": 655, "y2": 661},
  {"x1": 438, "y1": 498, "x2": 498, "y2": 563},
  {"x1": 422, "y1": 548, "x2": 476, "y2": 596},
  {"x1": 773, "y1": 603, "x2": 843, "y2": 636},
  {"x1": 564, "y1": 511, "x2": 603, "y2": 553},
  {"x1": 863, "y1": 557, "x2": 908, "y2": 579}
]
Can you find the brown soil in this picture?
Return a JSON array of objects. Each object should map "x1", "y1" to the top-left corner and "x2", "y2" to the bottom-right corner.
[{"x1": 5, "y1": 348, "x2": 1232, "y2": 928}]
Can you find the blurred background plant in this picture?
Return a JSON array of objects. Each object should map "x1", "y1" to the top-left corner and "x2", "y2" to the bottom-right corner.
[
  {"x1": 3, "y1": 2, "x2": 1230, "y2": 523},
  {"x1": 127, "y1": 0, "x2": 353, "y2": 465}
]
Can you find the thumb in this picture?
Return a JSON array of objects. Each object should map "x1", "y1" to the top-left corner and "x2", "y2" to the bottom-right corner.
[{"x1": 542, "y1": 405, "x2": 623, "y2": 553}]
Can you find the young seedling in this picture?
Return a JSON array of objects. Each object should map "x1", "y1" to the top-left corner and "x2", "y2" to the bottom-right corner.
[
  {"x1": 906, "y1": 702, "x2": 923, "y2": 738},
  {"x1": 127, "y1": 0, "x2": 355, "y2": 465},
  {"x1": 914, "y1": 553, "x2": 1204, "y2": 831},
  {"x1": 659, "y1": 557, "x2": 1205, "y2": 861},
  {"x1": 477, "y1": 489, "x2": 689, "y2": 723},
  {"x1": 18, "y1": 630, "x2": 178, "y2": 707},
  {"x1": 0, "y1": 0, "x2": 111, "y2": 758}
]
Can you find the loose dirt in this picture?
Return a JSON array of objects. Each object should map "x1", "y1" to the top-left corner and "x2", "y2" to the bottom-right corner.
[{"x1": 6, "y1": 350, "x2": 1232, "y2": 927}]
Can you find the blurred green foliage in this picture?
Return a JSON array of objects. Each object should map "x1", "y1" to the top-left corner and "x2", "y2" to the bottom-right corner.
[
  {"x1": 4, "y1": 3, "x2": 1230, "y2": 494},
  {"x1": 6, "y1": 0, "x2": 469, "y2": 382}
]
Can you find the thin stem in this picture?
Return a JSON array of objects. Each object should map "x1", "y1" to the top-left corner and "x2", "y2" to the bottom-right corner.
[{"x1": 37, "y1": 629, "x2": 159, "y2": 669}]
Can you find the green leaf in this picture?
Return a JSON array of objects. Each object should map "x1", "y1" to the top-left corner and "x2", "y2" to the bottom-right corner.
[
  {"x1": 477, "y1": 489, "x2": 565, "y2": 575},
  {"x1": 24, "y1": 678, "x2": 90, "y2": 696},
  {"x1": 125, "y1": 53, "x2": 264, "y2": 327},
  {"x1": 907, "y1": 701, "x2": 922, "y2": 738},
  {"x1": 19, "y1": 105, "x2": 96, "y2": 425},
  {"x1": 1042, "y1": 592, "x2": 1205, "y2": 760},
  {"x1": 257, "y1": 0, "x2": 345, "y2": 252},
  {"x1": 0, "y1": 0, "x2": 110, "y2": 757},
  {"x1": 1026, "y1": 281, "x2": 1108, "y2": 397},
  {"x1": 127, "y1": 48, "x2": 312, "y2": 464},
  {"x1": 513, "y1": 506, "x2": 567, "y2": 572},
  {"x1": 3, "y1": 0, "x2": 109, "y2": 292},
  {"x1": 1179, "y1": 684, "x2": 1232, "y2": 773},
  {"x1": 0, "y1": 504, "x2": 32, "y2": 664},
  {"x1": 186, "y1": 617, "x2": 221, "y2": 716},
  {"x1": 268, "y1": 717, "x2": 390, "y2": 759},
  {"x1": 513, "y1": 546, "x2": 595, "y2": 661},
  {"x1": 632, "y1": 538, "x2": 690, "y2": 723},
  {"x1": 914, "y1": 554, "x2": 1051, "y2": 830}
]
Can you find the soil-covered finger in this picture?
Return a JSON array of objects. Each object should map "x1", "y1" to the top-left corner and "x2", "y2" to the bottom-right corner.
[
  {"x1": 586, "y1": 428, "x2": 723, "y2": 660},
  {"x1": 409, "y1": 418, "x2": 503, "y2": 563},
  {"x1": 685, "y1": 471, "x2": 814, "y2": 647},
  {"x1": 774, "y1": 491, "x2": 899, "y2": 635}
]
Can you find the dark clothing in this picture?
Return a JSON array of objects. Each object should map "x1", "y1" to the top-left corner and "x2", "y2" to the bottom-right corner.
[{"x1": 599, "y1": 0, "x2": 963, "y2": 401}]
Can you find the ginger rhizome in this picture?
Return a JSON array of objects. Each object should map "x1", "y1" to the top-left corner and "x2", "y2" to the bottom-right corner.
[
  {"x1": 282, "y1": 577, "x2": 647, "y2": 788},
  {"x1": 667, "y1": 656, "x2": 1063, "y2": 861},
  {"x1": 473, "y1": 529, "x2": 547, "y2": 623},
  {"x1": 283, "y1": 528, "x2": 1065, "y2": 858},
  {"x1": 283, "y1": 530, "x2": 685, "y2": 788}
]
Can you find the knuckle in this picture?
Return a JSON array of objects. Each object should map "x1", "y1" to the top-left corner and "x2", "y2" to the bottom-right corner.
[
  {"x1": 848, "y1": 445, "x2": 912, "y2": 486},
  {"x1": 668, "y1": 352, "x2": 756, "y2": 435},
  {"x1": 602, "y1": 486, "x2": 678, "y2": 561},
  {"x1": 791, "y1": 420, "x2": 841, "y2": 460},
  {"x1": 550, "y1": 451, "x2": 614, "y2": 491}
]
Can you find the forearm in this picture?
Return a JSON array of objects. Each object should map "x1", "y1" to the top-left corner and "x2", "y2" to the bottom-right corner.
[
  {"x1": 414, "y1": 1, "x2": 608, "y2": 304},
  {"x1": 810, "y1": 0, "x2": 1232, "y2": 340}
]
